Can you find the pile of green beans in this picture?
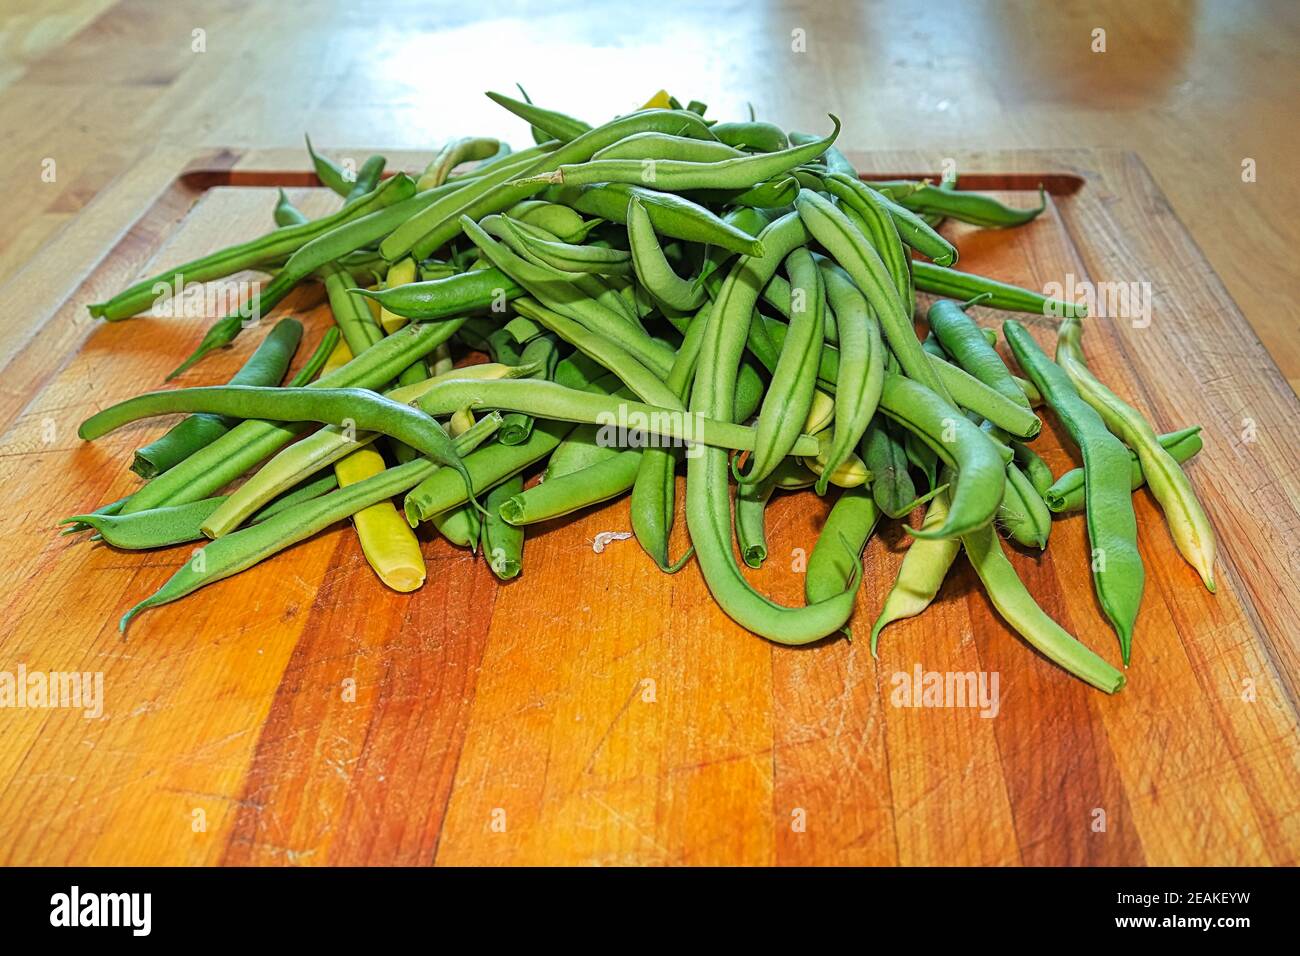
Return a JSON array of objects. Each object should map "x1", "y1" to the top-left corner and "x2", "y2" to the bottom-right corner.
[{"x1": 67, "y1": 89, "x2": 1219, "y2": 693}]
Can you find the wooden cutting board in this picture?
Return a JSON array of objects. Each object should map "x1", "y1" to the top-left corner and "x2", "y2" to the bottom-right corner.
[{"x1": 0, "y1": 147, "x2": 1295, "y2": 866}]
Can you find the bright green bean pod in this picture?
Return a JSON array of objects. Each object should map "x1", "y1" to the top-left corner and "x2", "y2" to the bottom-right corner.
[
  {"x1": 913, "y1": 262, "x2": 1086, "y2": 318},
  {"x1": 546, "y1": 181, "x2": 763, "y2": 255},
  {"x1": 626, "y1": 195, "x2": 707, "y2": 311},
  {"x1": 743, "y1": 247, "x2": 825, "y2": 485},
  {"x1": 482, "y1": 476, "x2": 526, "y2": 578},
  {"x1": 79, "y1": 385, "x2": 477, "y2": 512},
  {"x1": 1056, "y1": 316, "x2": 1216, "y2": 591},
  {"x1": 119, "y1": 414, "x2": 502, "y2": 633},
  {"x1": 1045, "y1": 427, "x2": 1202, "y2": 514},
  {"x1": 433, "y1": 503, "x2": 481, "y2": 550},
  {"x1": 795, "y1": 189, "x2": 949, "y2": 401},
  {"x1": 410, "y1": 376, "x2": 814, "y2": 456},
  {"x1": 119, "y1": 321, "x2": 461, "y2": 515},
  {"x1": 805, "y1": 486, "x2": 882, "y2": 606},
  {"x1": 131, "y1": 318, "x2": 303, "y2": 478},
  {"x1": 354, "y1": 268, "x2": 522, "y2": 319},
  {"x1": 90, "y1": 171, "x2": 417, "y2": 322},
  {"x1": 734, "y1": 474, "x2": 779, "y2": 569},
  {"x1": 499, "y1": 449, "x2": 641, "y2": 526},
  {"x1": 508, "y1": 200, "x2": 599, "y2": 242},
  {"x1": 499, "y1": 334, "x2": 559, "y2": 445},
  {"x1": 463, "y1": 220, "x2": 674, "y2": 377},
  {"x1": 169, "y1": 174, "x2": 445, "y2": 377},
  {"x1": 503, "y1": 217, "x2": 633, "y2": 275},
  {"x1": 526, "y1": 117, "x2": 840, "y2": 192},
  {"x1": 486, "y1": 90, "x2": 592, "y2": 142},
  {"x1": 1004, "y1": 319, "x2": 1143, "y2": 662},
  {"x1": 304, "y1": 135, "x2": 356, "y2": 196},
  {"x1": 418, "y1": 137, "x2": 501, "y2": 191},
  {"x1": 1011, "y1": 440, "x2": 1055, "y2": 497},
  {"x1": 961, "y1": 522, "x2": 1125, "y2": 693},
  {"x1": 999, "y1": 461, "x2": 1052, "y2": 550},
  {"x1": 821, "y1": 175, "x2": 919, "y2": 311},
  {"x1": 814, "y1": 260, "x2": 885, "y2": 494},
  {"x1": 711, "y1": 121, "x2": 788, "y2": 152},
  {"x1": 322, "y1": 263, "x2": 383, "y2": 355},
  {"x1": 685, "y1": 211, "x2": 860, "y2": 644},
  {"x1": 898, "y1": 184, "x2": 1047, "y2": 228},
  {"x1": 594, "y1": 131, "x2": 743, "y2": 163},
  {"x1": 875, "y1": 374, "x2": 1005, "y2": 539},
  {"x1": 397, "y1": 109, "x2": 718, "y2": 261},
  {"x1": 928, "y1": 298, "x2": 1031, "y2": 410}
]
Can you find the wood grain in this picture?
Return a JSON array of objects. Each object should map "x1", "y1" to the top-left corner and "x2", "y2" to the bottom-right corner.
[
  {"x1": 0, "y1": 146, "x2": 1296, "y2": 866},
  {"x1": 2, "y1": 1, "x2": 1296, "y2": 390}
]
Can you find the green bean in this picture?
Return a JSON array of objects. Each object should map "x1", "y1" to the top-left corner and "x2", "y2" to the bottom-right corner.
[
  {"x1": 862, "y1": 420, "x2": 916, "y2": 519},
  {"x1": 913, "y1": 262, "x2": 1086, "y2": 318},
  {"x1": 499, "y1": 334, "x2": 559, "y2": 445},
  {"x1": 710, "y1": 121, "x2": 788, "y2": 152},
  {"x1": 928, "y1": 298, "x2": 1030, "y2": 410},
  {"x1": 409, "y1": 376, "x2": 813, "y2": 456},
  {"x1": 80, "y1": 384, "x2": 477, "y2": 511},
  {"x1": 626, "y1": 195, "x2": 706, "y2": 311},
  {"x1": 1011, "y1": 440, "x2": 1055, "y2": 497},
  {"x1": 805, "y1": 486, "x2": 882, "y2": 605},
  {"x1": 743, "y1": 247, "x2": 825, "y2": 485},
  {"x1": 394, "y1": 109, "x2": 718, "y2": 261},
  {"x1": 61, "y1": 472, "x2": 341, "y2": 550},
  {"x1": 418, "y1": 137, "x2": 501, "y2": 191},
  {"x1": 794, "y1": 189, "x2": 949, "y2": 401},
  {"x1": 594, "y1": 132, "x2": 743, "y2": 163},
  {"x1": 510, "y1": 298, "x2": 678, "y2": 406},
  {"x1": 501, "y1": 215, "x2": 633, "y2": 275},
  {"x1": 482, "y1": 476, "x2": 526, "y2": 577},
  {"x1": 927, "y1": 354, "x2": 1041, "y2": 439},
  {"x1": 273, "y1": 189, "x2": 310, "y2": 227},
  {"x1": 546, "y1": 424, "x2": 621, "y2": 477},
  {"x1": 789, "y1": 131, "x2": 856, "y2": 177},
  {"x1": 463, "y1": 221, "x2": 675, "y2": 377},
  {"x1": 120, "y1": 321, "x2": 460, "y2": 515},
  {"x1": 870, "y1": 489, "x2": 962, "y2": 653},
  {"x1": 433, "y1": 502, "x2": 481, "y2": 549},
  {"x1": 687, "y1": 175, "x2": 800, "y2": 209},
  {"x1": 305, "y1": 135, "x2": 356, "y2": 196},
  {"x1": 1004, "y1": 319, "x2": 1143, "y2": 662},
  {"x1": 377, "y1": 145, "x2": 560, "y2": 261},
  {"x1": 169, "y1": 173, "x2": 458, "y2": 377},
  {"x1": 344, "y1": 155, "x2": 387, "y2": 205},
  {"x1": 685, "y1": 211, "x2": 859, "y2": 643},
  {"x1": 90, "y1": 171, "x2": 416, "y2": 322},
  {"x1": 322, "y1": 263, "x2": 383, "y2": 354},
  {"x1": 500, "y1": 448, "x2": 641, "y2": 526},
  {"x1": 734, "y1": 474, "x2": 778, "y2": 569},
  {"x1": 875, "y1": 374, "x2": 1005, "y2": 539},
  {"x1": 546, "y1": 182, "x2": 763, "y2": 255},
  {"x1": 1045, "y1": 427, "x2": 1202, "y2": 514},
  {"x1": 898, "y1": 184, "x2": 1047, "y2": 228},
  {"x1": 961, "y1": 522, "x2": 1125, "y2": 693},
  {"x1": 486, "y1": 90, "x2": 592, "y2": 143},
  {"x1": 527, "y1": 116, "x2": 840, "y2": 191},
  {"x1": 1055, "y1": 316, "x2": 1216, "y2": 591},
  {"x1": 119, "y1": 414, "x2": 502, "y2": 632},
  {"x1": 355, "y1": 267, "x2": 522, "y2": 319},
  {"x1": 131, "y1": 318, "x2": 303, "y2": 478},
  {"x1": 507, "y1": 200, "x2": 600, "y2": 242},
  {"x1": 202, "y1": 362, "x2": 531, "y2": 536},
  {"x1": 875, "y1": 190, "x2": 958, "y2": 266},
  {"x1": 822, "y1": 175, "x2": 916, "y2": 312},
  {"x1": 1000, "y1": 461, "x2": 1052, "y2": 550},
  {"x1": 813, "y1": 266, "x2": 884, "y2": 500}
]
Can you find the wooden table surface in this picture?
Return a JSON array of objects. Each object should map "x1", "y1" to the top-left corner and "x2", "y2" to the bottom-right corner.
[
  {"x1": 2, "y1": 0, "x2": 1297, "y2": 390},
  {"x1": 0, "y1": 139, "x2": 1296, "y2": 866},
  {"x1": 0, "y1": 2, "x2": 1297, "y2": 867}
]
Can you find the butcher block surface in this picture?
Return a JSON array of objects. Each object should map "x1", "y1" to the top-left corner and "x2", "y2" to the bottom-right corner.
[{"x1": 0, "y1": 147, "x2": 1296, "y2": 866}]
